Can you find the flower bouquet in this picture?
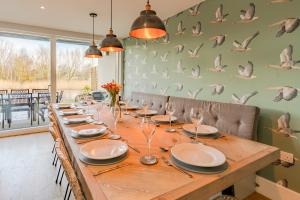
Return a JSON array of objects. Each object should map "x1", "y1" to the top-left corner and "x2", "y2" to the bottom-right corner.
[{"x1": 101, "y1": 80, "x2": 122, "y2": 107}]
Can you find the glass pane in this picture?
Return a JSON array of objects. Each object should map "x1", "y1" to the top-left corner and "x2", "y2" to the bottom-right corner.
[
  {"x1": 0, "y1": 33, "x2": 50, "y2": 131},
  {"x1": 56, "y1": 40, "x2": 97, "y2": 103}
]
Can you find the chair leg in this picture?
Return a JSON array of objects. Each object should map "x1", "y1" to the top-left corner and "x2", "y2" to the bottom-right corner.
[
  {"x1": 51, "y1": 142, "x2": 55, "y2": 154},
  {"x1": 52, "y1": 153, "x2": 57, "y2": 165},
  {"x1": 55, "y1": 164, "x2": 62, "y2": 184},
  {"x1": 55, "y1": 156, "x2": 59, "y2": 167},
  {"x1": 67, "y1": 188, "x2": 72, "y2": 200},
  {"x1": 64, "y1": 183, "x2": 70, "y2": 200},
  {"x1": 59, "y1": 171, "x2": 65, "y2": 185}
]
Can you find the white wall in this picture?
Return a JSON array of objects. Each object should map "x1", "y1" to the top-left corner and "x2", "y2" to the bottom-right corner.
[{"x1": 97, "y1": 52, "x2": 123, "y2": 88}]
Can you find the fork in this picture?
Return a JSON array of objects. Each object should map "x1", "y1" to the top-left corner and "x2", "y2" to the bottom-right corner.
[{"x1": 161, "y1": 156, "x2": 193, "y2": 178}]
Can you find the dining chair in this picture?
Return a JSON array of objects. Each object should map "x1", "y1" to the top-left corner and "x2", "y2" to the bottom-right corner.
[
  {"x1": 55, "y1": 138, "x2": 84, "y2": 200},
  {"x1": 10, "y1": 89, "x2": 30, "y2": 94},
  {"x1": 7, "y1": 93, "x2": 33, "y2": 128},
  {"x1": 0, "y1": 89, "x2": 8, "y2": 95},
  {"x1": 32, "y1": 89, "x2": 49, "y2": 94},
  {"x1": 37, "y1": 93, "x2": 51, "y2": 124}
]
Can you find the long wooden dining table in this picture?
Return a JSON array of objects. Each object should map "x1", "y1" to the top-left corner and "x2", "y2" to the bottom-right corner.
[{"x1": 53, "y1": 104, "x2": 279, "y2": 200}]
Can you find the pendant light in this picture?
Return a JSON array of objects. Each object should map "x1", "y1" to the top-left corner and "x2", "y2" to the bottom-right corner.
[
  {"x1": 129, "y1": 0, "x2": 167, "y2": 40},
  {"x1": 100, "y1": 0, "x2": 124, "y2": 52},
  {"x1": 85, "y1": 13, "x2": 102, "y2": 58}
]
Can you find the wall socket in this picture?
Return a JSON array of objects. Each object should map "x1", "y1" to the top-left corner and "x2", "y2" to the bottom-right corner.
[{"x1": 280, "y1": 151, "x2": 294, "y2": 164}]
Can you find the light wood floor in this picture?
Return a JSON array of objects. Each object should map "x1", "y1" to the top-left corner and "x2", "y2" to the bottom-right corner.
[
  {"x1": 0, "y1": 133, "x2": 270, "y2": 200},
  {"x1": 0, "y1": 133, "x2": 66, "y2": 200}
]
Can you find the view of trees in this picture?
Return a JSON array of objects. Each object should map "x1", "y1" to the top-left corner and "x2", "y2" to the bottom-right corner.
[{"x1": 0, "y1": 38, "x2": 92, "y2": 82}]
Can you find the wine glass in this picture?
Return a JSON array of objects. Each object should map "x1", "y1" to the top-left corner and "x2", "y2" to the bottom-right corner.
[
  {"x1": 140, "y1": 117, "x2": 157, "y2": 165},
  {"x1": 85, "y1": 95, "x2": 93, "y2": 115},
  {"x1": 190, "y1": 108, "x2": 204, "y2": 142},
  {"x1": 123, "y1": 98, "x2": 129, "y2": 115},
  {"x1": 141, "y1": 99, "x2": 148, "y2": 119},
  {"x1": 165, "y1": 102, "x2": 176, "y2": 132},
  {"x1": 95, "y1": 102, "x2": 104, "y2": 124}
]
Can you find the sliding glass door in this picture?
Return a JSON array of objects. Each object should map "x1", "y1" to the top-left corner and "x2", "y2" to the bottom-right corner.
[
  {"x1": 0, "y1": 33, "x2": 50, "y2": 130},
  {"x1": 56, "y1": 40, "x2": 97, "y2": 103}
]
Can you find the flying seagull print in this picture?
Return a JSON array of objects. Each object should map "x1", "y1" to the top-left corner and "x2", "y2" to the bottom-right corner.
[
  {"x1": 151, "y1": 65, "x2": 158, "y2": 74},
  {"x1": 160, "y1": 52, "x2": 169, "y2": 62},
  {"x1": 209, "y1": 35, "x2": 226, "y2": 48},
  {"x1": 188, "y1": 88, "x2": 203, "y2": 99},
  {"x1": 237, "y1": 61, "x2": 256, "y2": 79},
  {"x1": 162, "y1": 69, "x2": 170, "y2": 79},
  {"x1": 268, "y1": 86, "x2": 299, "y2": 102},
  {"x1": 210, "y1": 4, "x2": 229, "y2": 23},
  {"x1": 188, "y1": 0, "x2": 205, "y2": 16},
  {"x1": 174, "y1": 60, "x2": 185, "y2": 73},
  {"x1": 232, "y1": 31, "x2": 259, "y2": 52},
  {"x1": 161, "y1": 33, "x2": 170, "y2": 44},
  {"x1": 232, "y1": 91, "x2": 258, "y2": 105},
  {"x1": 269, "y1": 18, "x2": 300, "y2": 37},
  {"x1": 191, "y1": 65, "x2": 202, "y2": 79},
  {"x1": 268, "y1": 45, "x2": 300, "y2": 70},
  {"x1": 192, "y1": 21, "x2": 203, "y2": 37},
  {"x1": 174, "y1": 44, "x2": 185, "y2": 54},
  {"x1": 269, "y1": 113, "x2": 300, "y2": 139},
  {"x1": 188, "y1": 43, "x2": 204, "y2": 58},
  {"x1": 176, "y1": 21, "x2": 186, "y2": 35},
  {"x1": 160, "y1": 87, "x2": 169, "y2": 95},
  {"x1": 209, "y1": 54, "x2": 227, "y2": 72},
  {"x1": 238, "y1": 3, "x2": 259, "y2": 23},
  {"x1": 175, "y1": 83, "x2": 184, "y2": 91},
  {"x1": 210, "y1": 84, "x2": 225, "y2": 95}
]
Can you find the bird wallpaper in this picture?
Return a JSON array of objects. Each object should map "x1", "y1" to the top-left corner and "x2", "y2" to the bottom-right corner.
[{"x1": 123, "y1": 0, "x2": 300, "y2": 193}]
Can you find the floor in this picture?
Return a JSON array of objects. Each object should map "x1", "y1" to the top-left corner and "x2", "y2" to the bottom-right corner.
[
  {"x1": 0, "y1": 133, "x2": 66, "y2": 200},
  {"x1": 0, "y1": 133, "x2": 270, "y2": 200}
]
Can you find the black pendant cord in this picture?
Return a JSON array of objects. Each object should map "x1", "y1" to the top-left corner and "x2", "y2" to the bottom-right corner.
[
  {"x1": 110, "y1": 0, "x2": 113, "y2": 30},
  {"x1": 92, "y1": 15, "x2": 95, "y2": 44}
]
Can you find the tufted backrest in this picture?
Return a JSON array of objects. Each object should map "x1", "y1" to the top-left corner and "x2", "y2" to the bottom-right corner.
[
  {"x1": 168, "y1": 96, "x2": 260, "y2": 140},
  {"x1": 130, "y1": 92, "x2": 169, "y2": 115}
]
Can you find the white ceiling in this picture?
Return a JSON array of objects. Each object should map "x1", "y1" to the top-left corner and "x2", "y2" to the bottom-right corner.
[{"x1": 0, "y1": 0, "x2": 200, "y2": 38}]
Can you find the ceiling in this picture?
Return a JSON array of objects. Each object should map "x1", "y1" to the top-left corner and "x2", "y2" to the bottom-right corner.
[{"x1": 0, "y1": 0, "x2": 200, "y2": 38}]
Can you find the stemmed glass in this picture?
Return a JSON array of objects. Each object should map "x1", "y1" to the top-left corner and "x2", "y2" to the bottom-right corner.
[
  {"x1": 165, "y1": 102, "x2": 176, "y2": 132},
  {"x1": 190, "y1": 108, "x2": 204, "y2": 142},
  {"x1": 123, "y1": 98, "x2": 129, "y2": 115},
  {"x1": 140, "y1": 117, "x2": 157, "y2": 165},
  {"x1": 85, "y1": 95, "x2": 93, "y2": 115},
  {"x1": 95, "y1": 102, "x2": 104, "y2": 124},
  {"x1": 141, "y1": 99, "x2": 148, "y2": 119}
]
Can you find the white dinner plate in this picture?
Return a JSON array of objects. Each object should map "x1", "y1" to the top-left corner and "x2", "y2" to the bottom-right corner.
[
  {"x1": 136, "y1": 109, "x2": 158, "y2": 116},
  {"x1": 63, "y1": 116, "x2": 92, "y2": 124},
  {"x1": 151, "y1": 115, "x2": 177, "y2": 123},
  {"x1": 77, "y1": 128, "x2": 107, "y2": 137},
  {"x1": 55, "y1": 103, "x2": 75, "y2": 109},
  {"x1": 80, "y1": 139, "x2": 128, "y2": 160},
  {"x1": 171, "y1": 143, "x2": 226, "y2": 167},
  {"x1": 59, "y1": 110, "x2": 82, "y2": 116},
  {"x1": 122, "y1": 105, "x2": 139, "y2": 110},
  {"x1": 182, "y1": 124, "x2": 218, "y2": 135}
]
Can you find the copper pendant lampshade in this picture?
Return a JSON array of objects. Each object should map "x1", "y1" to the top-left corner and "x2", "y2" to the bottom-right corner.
[
  {"x1": 100, "y1": 0, "x2": 124, "y2": 52},
  {"x1": 85, "y1": 13, "x2": 102, "y2": 58},
  {"x1": 129, "y1": 0, "x2": 167, "y2": 40}
]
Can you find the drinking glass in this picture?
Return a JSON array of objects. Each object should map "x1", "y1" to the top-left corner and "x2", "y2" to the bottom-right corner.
[
  {"x1": 96, "y1": 102, "x2": 104, "y2": 122},
  {"x1": 165, "y1": 102, "x2": 176, "y2": 132},
  {"x1": 123, "y1": 98, "x2": 129, "y2": 115},
  {"x1": 190, "y1": 108, "x2": 204, "y2": 142},
  {"x1": 85, "y1": 95, "x2": 93, "y2": 114},
  {"x1": 111, "y1": 106, "x2": 121, "y2": 133},
  {"x1": 140, "y1": 117, "x2": 157, "y2": 165}
]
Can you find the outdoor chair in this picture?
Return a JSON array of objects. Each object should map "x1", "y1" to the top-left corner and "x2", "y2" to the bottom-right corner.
[
  {"x1": 7, "y1": 93, "x2": 33, "y2": 128},
  {"x1": 11, "y1": 89, "x2": 29, "y2": 94},
  {"x1": 37, "y1": 92, "x2": 51, "y2": 124}
]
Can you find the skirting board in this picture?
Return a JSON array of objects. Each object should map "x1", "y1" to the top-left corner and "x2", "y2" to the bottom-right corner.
[
  {"x1": 256, "y1": 176, "x2": 300, "y2": 200},
  {"x1": 0, "y1": 126, "x2": 48, "y2": 138}
]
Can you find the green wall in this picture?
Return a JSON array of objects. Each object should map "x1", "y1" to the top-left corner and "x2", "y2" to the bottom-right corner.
[{"x1": 123, "y1": 0, "x2": 300, "y2": 192}]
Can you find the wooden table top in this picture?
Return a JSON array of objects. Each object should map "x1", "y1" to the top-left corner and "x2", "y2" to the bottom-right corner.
[{"x1": 54, "y1": 105, "x2": 279, "y2": 200}]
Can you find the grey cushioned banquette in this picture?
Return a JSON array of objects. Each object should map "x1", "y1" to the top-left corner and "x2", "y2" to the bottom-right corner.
[
  {"x1": 168, "y1": 96, "x2": 260, "y2": 140},
  {"x1": 130, "y1": 92, "x2": 169, "y2": 115}
]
